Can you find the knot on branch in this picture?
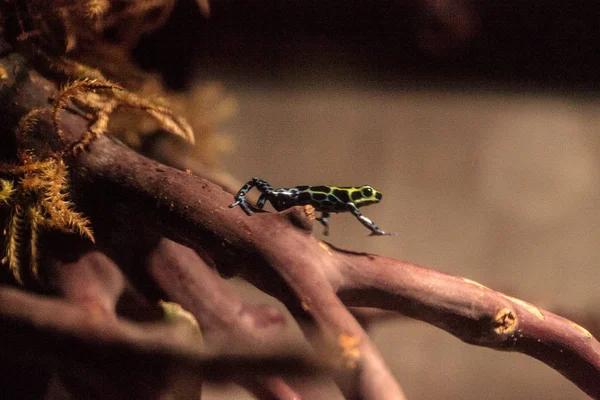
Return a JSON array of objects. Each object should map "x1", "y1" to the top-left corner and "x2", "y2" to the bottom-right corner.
[
  {"x1": 493, "y1": 307, "x2": 517, "y2": 335},
  {"x1": 338, "y1": 333, "x2": 361, "y2": 369},
  {"x1": 237, "y1": 303, "x2": 287, "y2": 331},
  {"x1": 281, "y1": 206, "x2": 314, "y2": 233}
]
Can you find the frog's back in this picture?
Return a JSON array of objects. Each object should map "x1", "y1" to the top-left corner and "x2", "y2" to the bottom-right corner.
[{"x1": 288, "y1": 185, "x2": 358, "y2": 212}]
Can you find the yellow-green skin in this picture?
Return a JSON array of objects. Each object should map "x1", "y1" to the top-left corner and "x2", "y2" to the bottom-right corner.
[{"x1": 229, "y1": 178, "x2": 393, "y2": 236}]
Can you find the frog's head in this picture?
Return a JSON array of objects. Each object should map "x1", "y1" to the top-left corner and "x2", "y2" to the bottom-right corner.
[{"x1": 352, "y1": 185, "x2": 383, "y2": 207}]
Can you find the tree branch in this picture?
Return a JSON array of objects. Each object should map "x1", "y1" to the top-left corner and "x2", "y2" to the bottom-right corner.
[
  {"x1": 0, "y1": 286, "x2": 319, "y2": 392},
  {"x1": 146, "y1": 238, "x2": 304, "y2": 400},
  {"x1": 1, "y1": 48, "x2": 599, "y2": 399},
  {"x1": 146, "y1": 237, "x2": 287, "y2": 351},
  {"x1": 336, "y1": 248, "x2": 600, "y2": 398}
]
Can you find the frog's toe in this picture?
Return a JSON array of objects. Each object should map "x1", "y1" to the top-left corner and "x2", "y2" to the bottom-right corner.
[{"x1": 369, "y1": 230, "x2": 397, "y2": 237}]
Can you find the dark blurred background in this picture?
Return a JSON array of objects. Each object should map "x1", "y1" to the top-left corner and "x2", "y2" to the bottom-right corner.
[
  {"x1": 136, "y1": 0, "x2": 600, "y2": 91},
  {"x1": 135, "y1": 1, "x2": 600, "y2": 399}
]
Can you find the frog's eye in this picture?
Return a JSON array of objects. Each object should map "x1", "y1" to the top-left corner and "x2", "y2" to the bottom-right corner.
[{"x1": 362, "y1": 187, "x2": 373, "y2": 197}]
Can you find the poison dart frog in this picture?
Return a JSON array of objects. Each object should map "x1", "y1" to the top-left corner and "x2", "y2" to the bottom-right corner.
[{"x1": 229, "y1": 178, "x2": 395, "y2": 236}]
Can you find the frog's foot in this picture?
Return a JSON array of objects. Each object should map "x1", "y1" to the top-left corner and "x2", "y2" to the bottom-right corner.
[{"x1": 229, "y1": 198, "x2": 254, "y2": 215}]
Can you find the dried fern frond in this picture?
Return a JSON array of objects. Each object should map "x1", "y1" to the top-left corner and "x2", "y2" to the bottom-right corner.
[
  {"x1": 28, "y1": 210, "x2": 41, "y2": 280},
  {"x1": 106, "y1": 89, "x2": 195, "y2": 144},
  {"x1": 72, "y1": 99, "x2": 118, "y2": 153},
  {"x1": 4, "y1": 205, "x2": 27, "y2": 284},
  {"x1": 52, "y1": 78, "x2": 195, "y2": 154},
  {"x1": 102, "y1": 0, "x2": 176, "y2": 44},
  {"x1": 165, "y1": 82, "x2": 238, "y2": 167},
  {"x1": 53, "y1": 78, "x2": 123, "y2": 142},
  {"x1": 6, "y1": 0, "x2": 181, "y2": 55},
  {"x1": 86, "y1": 0, "x2": 111, "y2": 20},
  {"x1": 41, "y1": 162, "x2": 95, "y2": 243},
  {"x1": 0, "y1": 180, "x2": 14, "y2": 205},
  {"x1": 15, "y1": 108, "x2": 48, "y2": 141},
  {"x1": 45, "y1": 55, "x2": 107, "y2": 81},
  {"x1": 0, "y1": 151, "x2": 94, "y2": 284},
  {"x1": 142, "y1": 108, "x2": 195, "y2": 145}
]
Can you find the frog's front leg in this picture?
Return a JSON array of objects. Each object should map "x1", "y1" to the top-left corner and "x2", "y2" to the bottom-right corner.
[
  {"x1": 316, "y1": 211, "x2": 331, "y2": 236},
  {"x1": 348, "y1": 204, "x2": 395, "y2": 236}
]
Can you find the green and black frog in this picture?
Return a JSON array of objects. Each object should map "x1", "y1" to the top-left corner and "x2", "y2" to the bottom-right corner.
[{"x1": 229, "y1": 178, "x2": 395, "y2": 236}]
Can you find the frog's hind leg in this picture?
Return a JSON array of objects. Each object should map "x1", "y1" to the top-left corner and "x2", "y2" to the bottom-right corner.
[
  {"x1": 256, "y1": 193, "x2": 268, "y2": 209},
  {"x1": 229, "y1": 177, "x2": 271, "y2": 215}
]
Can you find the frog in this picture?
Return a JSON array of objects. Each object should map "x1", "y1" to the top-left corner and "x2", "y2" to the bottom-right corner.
[{"x1": 229, "y1": 177, "x2": 395, "y2": 236}]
